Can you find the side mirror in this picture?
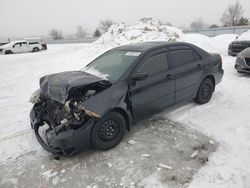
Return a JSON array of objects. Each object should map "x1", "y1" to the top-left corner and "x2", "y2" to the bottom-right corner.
[
  {"x1": 132, "y1": 72, "x2": 148, "y2": 81},
  {"x1": 13, "y1": 45, "x2": 15, "y2": 48}
]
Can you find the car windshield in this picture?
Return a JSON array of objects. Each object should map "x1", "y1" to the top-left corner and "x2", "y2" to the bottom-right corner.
[{"x1": 87, "y1": 50, "x2": 141, "y2": 82}]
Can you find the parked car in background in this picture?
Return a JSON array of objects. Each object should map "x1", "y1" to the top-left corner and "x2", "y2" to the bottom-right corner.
[
  {"x1": 235, "y1": 47, "x2": 250, "y2": 73},
  {"x1": 0, "y1": 42, "x2": 9, "y2": 46},
  {"x1": 228, "y1": 30, "x2": 250, "y2": 56},
  {"x1": 0, "y1": 40, "x2": 43, "y2": 54},
  {"x1": 30, "y1": 42, "x2": 224, "y2": 156}
]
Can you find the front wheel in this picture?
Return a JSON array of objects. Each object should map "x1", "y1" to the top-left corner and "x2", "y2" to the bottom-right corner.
[
  {"x1": 91, "y1": 112, "x2": 126, "y2": 150},
  {"x1": 5, "y1": 50, "x2": 13, "y2": 55},
  {"x1": 194, "y1": 78, "x2": 214, "y2": 104}
]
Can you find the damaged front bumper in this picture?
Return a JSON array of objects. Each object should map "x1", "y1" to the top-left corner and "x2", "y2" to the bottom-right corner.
[{"x1": 30, "y1": 103, "x2": 97, "y2": 156}]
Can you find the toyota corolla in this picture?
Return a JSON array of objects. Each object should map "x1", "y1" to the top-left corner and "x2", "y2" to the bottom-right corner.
[{"x1": 30, "y1": 42, "x2": 224, "y2": 156}]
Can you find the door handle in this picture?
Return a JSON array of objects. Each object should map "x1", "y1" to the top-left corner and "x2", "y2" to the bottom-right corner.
[
  {"x1": 166, "y1": 74, "x2": 171, "y2": 80},
  {"x1": 197, "y1": 64, "x2": 202, "y2": 70}
]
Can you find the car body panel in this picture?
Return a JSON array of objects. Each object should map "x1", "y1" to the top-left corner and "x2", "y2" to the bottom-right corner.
[
  {"x1": 235, "y1": 47, "x2": 250, "y2": 73},
  {"x1": 40, "y1": 71, "x2": 107, "y2": 104}
]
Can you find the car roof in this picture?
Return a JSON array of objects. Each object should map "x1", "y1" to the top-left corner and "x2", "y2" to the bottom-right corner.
[
  {"x1": 114, "y1": 41, "x2": 192, "y2": 52},
  {"x1": 11, "y1": 40, "x2": 27, "y2": 43}
]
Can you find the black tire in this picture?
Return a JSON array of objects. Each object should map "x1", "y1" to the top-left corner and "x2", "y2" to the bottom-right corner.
[
  {"x1": 5, "y1": 50, "x2": 13, "y2": 55},
  {"x1": 194, "y1": 78, "x2": 214, "y2": 104},
  {"x1": 33, "y1": 47, "x2": 39, "y2": 52},
  {"x1": 91, "y1": 111, "x2": 126, "y2": 150},
  {"x1": 236, "y1": 70, "x2": 245, "y2": 74}
]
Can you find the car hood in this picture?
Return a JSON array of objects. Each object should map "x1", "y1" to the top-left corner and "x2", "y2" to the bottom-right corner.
[
  {"x1": 1, "y1": 42, "x2": 14, "y2": 48},
  {"x1": 40, "y1": 71, "x2": 108, "y2": 104}
]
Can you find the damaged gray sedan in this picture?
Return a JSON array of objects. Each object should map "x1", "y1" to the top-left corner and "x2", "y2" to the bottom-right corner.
[
  {"x1": 30, "y1": 42, "x2": 223, "y2": 156},
  {"x1": 235, "y1": 47, "x2": 250, "y2": 73}
]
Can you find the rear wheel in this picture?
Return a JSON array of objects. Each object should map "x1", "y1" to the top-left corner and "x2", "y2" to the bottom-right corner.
[
  {"x1": 33, "y1": 47, "x2": 39, "y2": 52},
  {"x1": 91, "y1": 112, "x2": 126, "y2": 150},
  {"x1": 195, "y1": 78, "x2": 214, "y2": 104}
]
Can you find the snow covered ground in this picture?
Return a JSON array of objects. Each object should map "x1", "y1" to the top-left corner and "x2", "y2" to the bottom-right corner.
[{"x1": 1, "y1": 19, "x2": 250, "y2": 187}]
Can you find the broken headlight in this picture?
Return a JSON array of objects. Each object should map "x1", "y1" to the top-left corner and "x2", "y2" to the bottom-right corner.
[{"x1": 30, "y1": 89, "x2": 42, "y2": 103}]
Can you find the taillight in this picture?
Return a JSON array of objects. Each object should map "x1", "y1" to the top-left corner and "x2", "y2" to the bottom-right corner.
[{"x1": 219, "y1": 55, "x2": 223, "y2": 64}]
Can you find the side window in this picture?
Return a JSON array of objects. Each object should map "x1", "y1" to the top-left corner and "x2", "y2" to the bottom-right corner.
[
  {"x1": 192, "y1": 51, "x2": 201, "y2": 61},
  {"x1": 137, "y1": 53, "x2": 168, "y2": 76},
  {"x1": 169, "y1": 49, "x2": 200, "y2": 67},
  {"x1": 13, "y1": 43, "x2": 20, "y2": 47},
  {"x1": 29, "y1": 42, "x2": 39, "y2": 45}
]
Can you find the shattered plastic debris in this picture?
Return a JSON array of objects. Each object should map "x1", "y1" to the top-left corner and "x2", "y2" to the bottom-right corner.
[
  {"x1": 42, "y1": 169, "x2": 58, "y2": 179},
  {"x1": 190, "y1": 150, "x2": 199, "y2": 159},
  {"x1": 209, "y1": 140, "x2": 215, "y2": 145},
  {"x1": 128, "y1": 139, "x2": 137, "y2": 145},
  {"x1": 142, "y1": 154, "x2": 151, "y2": 158},
  {"x1": 158, "y1": 163, "x2": 173, "y2": 170}
]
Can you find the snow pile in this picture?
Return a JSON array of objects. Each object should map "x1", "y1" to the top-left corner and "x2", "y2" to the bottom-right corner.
[
  {"x1": 184, "y1": 34, "x2": 237, "y2": 55},
  {"x1": 237, "y1": 30, "x2": 250, "y2": 40},
  {"x1": 94, "y1": 18, "x2": 184, "y2": 48},
  {"x1": 82, "y1": 66, "x2": 109, "y2": 80},
  {"x1": 93, "y1": 17, "x2": 237, "y2": 56}
]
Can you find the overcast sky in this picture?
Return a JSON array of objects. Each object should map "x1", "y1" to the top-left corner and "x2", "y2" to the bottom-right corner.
[{"x1": 0, "y1": 0, "x2": 250, "y2": 39}]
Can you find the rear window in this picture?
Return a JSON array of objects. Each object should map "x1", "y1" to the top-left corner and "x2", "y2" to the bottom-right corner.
[
  {"x1": 169, "y1": 49, "x2": 200, "y2": 67},
  {"x1": 29, "y1": 42, "x2": 39, "y2": 45}
]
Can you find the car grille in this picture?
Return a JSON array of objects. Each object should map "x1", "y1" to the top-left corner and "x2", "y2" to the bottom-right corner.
[{"x1": 245, "y1": 58, "x2": 250, "y2": 66}]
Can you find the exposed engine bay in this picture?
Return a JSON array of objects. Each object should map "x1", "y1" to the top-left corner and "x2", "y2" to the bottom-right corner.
[
  {"x1": 30, "y1": 72, "x2": 112, "y2": 156},
  {"x1": 39, "y1": 83, "x2": 106, "y2": 131}
]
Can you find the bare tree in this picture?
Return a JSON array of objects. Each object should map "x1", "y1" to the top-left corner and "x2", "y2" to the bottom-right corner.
[
  {"x1": 93, "y1": 28, "x2": 101, "y2": 37},
  {"x1": 190, "y1": 18, "x2": 206, "y2": 30},
  {"x1": 99, "y1": 19, "x2": 114, "y2": 33},
  {"x1": 75, "y1": 26, "x2": 87, "y2": 39},
  {"x1": 220, "y1": 1, "x2": 244, "y2": 26},
  {"x1": 49, "y1": 29, "x2": 63, "y2": 40},
  {"x1": 238, "y1": 17, "x2": 249, "y2": 26}
]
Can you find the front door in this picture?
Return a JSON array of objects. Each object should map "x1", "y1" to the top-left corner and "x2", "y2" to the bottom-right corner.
[
  {"x1": 130, "y1": 49, "x2": 175, "y2": 120},
  {"x1": 12, "y1": 43, "x2": 22, "y2": 53}
]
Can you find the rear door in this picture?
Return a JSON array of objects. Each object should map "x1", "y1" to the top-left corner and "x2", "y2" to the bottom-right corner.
[
  {"x1": 130, "y1": 48, "x2": 175, "y2": 120},
  {"x1": 168, "y1": 46, "x2": 204, "y2": 103}
]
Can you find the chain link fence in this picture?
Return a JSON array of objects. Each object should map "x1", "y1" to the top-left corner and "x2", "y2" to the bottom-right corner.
[
  {"x1": 183, "y1": 25, "x2": 250, "y2": 37},
  {"x1": 45, "y1": 37, "x2": 99, "y2": 44}
]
